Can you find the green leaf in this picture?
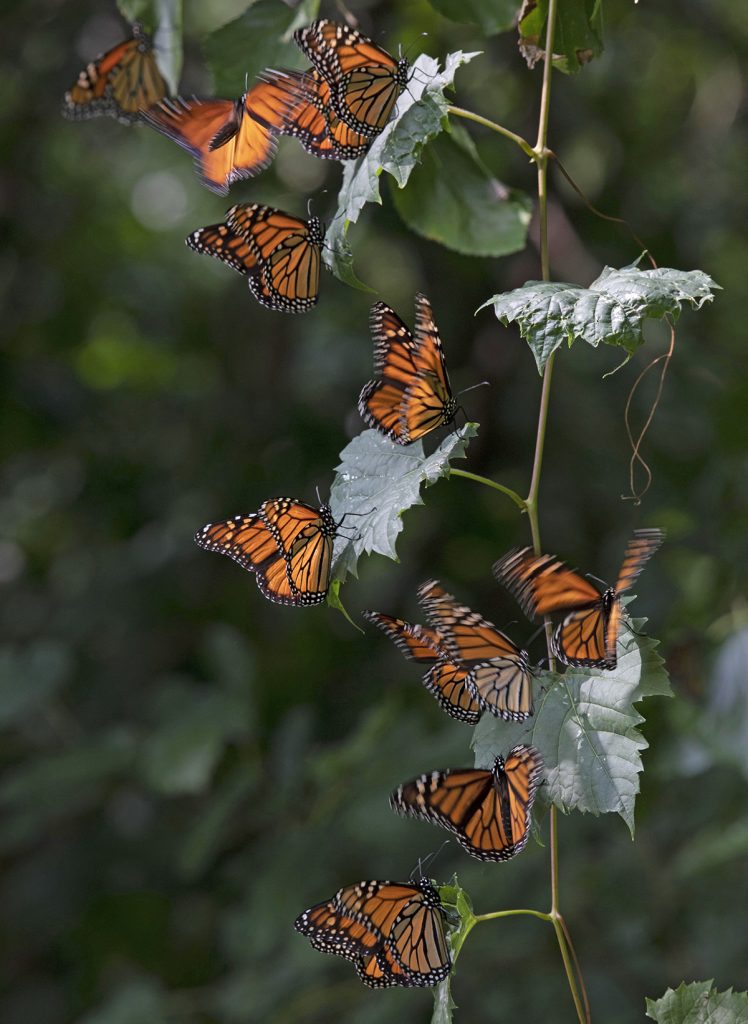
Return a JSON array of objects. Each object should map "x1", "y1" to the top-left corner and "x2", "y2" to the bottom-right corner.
[
  {"x1": 472, "y1": 619, "x2": 672, "y2": 835},
  {"x1": 203, "y1": 0, "x2": 318, "y2": 97},
  {"x1": 431, "y1": 878, "x2": 475, "y2": 1024},
  {"x1": 645, "y1": 980, "x2": 748, "y2": 1024},
  {"x1": 432, "y1": 977, "x2": 458, "y2": 1024},
  {"x1": 390, "y1": 125, "x2": 532, "y2": 257},
  {"x1": 117, "y1": 0, "x2": 183, "y2": 93},
  {"x1": 426, "y1": 0, "x2": 519, "y2": 35},
  {"x1": 478, "y1": 261, "x2": 719, "y2": 373},
  {"x1": 140, "y1": 691, "x2": 250, "y2": 796},
  {"x1": 325, "y1": 50, "x2": 481, "y2": 284},
  {"x1": 518, "y1": 0, "x2": 604, "y2": 74},
  {"x1": 329, "y1": 425, "x2": 478, "y2": 584}
]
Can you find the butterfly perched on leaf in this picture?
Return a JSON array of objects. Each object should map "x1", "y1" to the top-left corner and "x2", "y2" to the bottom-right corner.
[
  {"x1": 186, "y1": 204, "x2": 325, "y2": 313},
  {"x1": 142, "y1": 70, "x2": 311, "y2": 194},
  {"x1": 493, "y1": 528, "x2": 665, "y2": 670},
  {"x1": 62, "y1": 23, "x2": 168, "y2": 124},
  {"x1": 276, "y1": 68, "x2": 372, "y2": 161},
  {"x1": 363, "y1": 611, "x2": 482, "y2": 724},
  {"x1": 391, "y1": 745, "x2": 544, "y2": 862},
  {"x1": 295, "y1": 878, "x2": 450, "y2": 987},
  {"x1": 195, "y1": 497, "x2": 339, "y2": 606},
  {"x1": 294, "y1": 19, "x2": 409, "y2": 137},
  {"x1": 358, "y1": 294, "x2": 457, "y2": 445}
]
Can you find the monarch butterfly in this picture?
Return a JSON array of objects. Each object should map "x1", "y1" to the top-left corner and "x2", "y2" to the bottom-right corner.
[
  {"x1": 142, "y1": 70, "x2": 310, "y2": 194},
  {"x1": 363, "y1": 611, "x2": 481, "y2": 724},
  {"x1": 296, "y1": 878, "x2": 450, "y2": 987},
  {"x1": 391, "y1": 745, "x2": 544, "y2": 862},
  {"x1": 295, "y1": 19, "x2": 409, "y2": 137},
  {"x1": 194, "y1": 497, "x2": 338, "y2": 606},
  {"x1": 276, "y1": 68, "x2": 372, "y2": 161},
  {"x1": 62, "y1": 23, "x2": 168, "y2": 124},
  {"x1": 493, "y1": 528, "x2": 665, "y2": 670},
  {"x1": 358, "y1": 295, "x2": 457, "y2": 445},
  {"x1": 186, "y1": 204, "x2": 325, "y2": 313},
  {"x1": 417, "y1": 580, "x2": 534, "y2": 721}
]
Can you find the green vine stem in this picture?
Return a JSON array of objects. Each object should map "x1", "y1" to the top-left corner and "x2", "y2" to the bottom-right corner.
[
  {"x1": 524, "y1": 3, "x2": 591, "y2": 1021},
  {"x1": 447, "y1": 106, "x2": 537, "y2": 160},
  {"x1": 448, "y1": 468, "x2": 527, "y2": 511}
]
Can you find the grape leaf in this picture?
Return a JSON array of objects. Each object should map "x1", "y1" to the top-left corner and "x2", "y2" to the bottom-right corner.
[
  {"x1": 472, "y1": 619, "x2": 672, "y2": 834},
  {"x1": 518, "y1": 0, "x2": 604, "y2": 73},
  {"x1": 390, "y1": 125, "x2": 532, "y2": 257},
  {"x1": 478, "y1": 261, "x2": 719, "y2": 373},
  {"x1": 325, "y1": 50, "x2": 481, "y2": 284},
  {"x1": 645, "y1": 980, "x2": 748, "y2": 1024},
  {"x1": 328, "y1": 425, "x2": 478, "y2": 585},
  {"x1": 426, "y1": 0, "x2": 519, "y2": 35},
  {"x1": 203, "y1": 0, "x2": 320, "y2": 96}
]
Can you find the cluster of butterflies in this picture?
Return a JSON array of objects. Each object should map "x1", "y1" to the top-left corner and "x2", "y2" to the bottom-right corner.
[
  {"x1": 63, "y1": 18, "x2": 412, "y2": 312},
  {"x1": 194, "y1": 292, "x2": 461, "y2": 603},
  {"x1": 297, "y1": 530, "x2": 663, "y2": 987}
]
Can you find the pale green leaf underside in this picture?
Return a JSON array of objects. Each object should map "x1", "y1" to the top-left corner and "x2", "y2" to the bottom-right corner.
[
  {"x1": 324, "y1": 50, "x2": 481, "y2": 283},
  {"x1": 329, "y1": 425, "x2": 477, "y2": 584},
  {"x1": 472, "y1": 618, "x2": 672, "y2": 834},
  {"x1": 479, "y1": 262, "x2": 719, "y2": 373},
  {"x1": 645, "y1": 980, "x2": 748, "y2": 1024}
]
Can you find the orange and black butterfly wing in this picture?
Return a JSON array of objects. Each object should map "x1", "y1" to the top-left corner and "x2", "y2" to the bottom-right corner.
[
  {"x1": 615, "y1": 528, "x2": 665, "y2": 595},
  {"x1": 362, "y1": 612, "x2": 445, "y2": 663},
  {"x1": 185, "y1": 222, "x2": 257, "y2": 276},
  {"x1": 228, "y1": 204, "x2": 324, "y2": 313},
  {"x1": 423, "y1": 660, "x2": 482, "y2": 725},
  {"x1": 400, "y1": 294, "x2": 456, "y2": 442},
  {"x1": 356, "y1": 947, "x2": 414, "y2": 988},
  {"x1": 280, "y1": 69, "x2": 371, "y2": 161},
  {"x1": 386, "y1": 882, "x2": 451, "y2": 984},
  {"x1": 358, "y1": 302, "x2": 420, "y2": 443},
  {"x1": 294, "y1": 900, "x2": 381, "y2": 962},
  {"x1": 257, "y1": 498, "x2": 336, "y2": 605},
  {"x1": 391, "y1": 766, "x2": 504, "y2": 860},
  {"x1": 295, "y1": 20, "x2": 407, "y2": 136},
  {"x1": 63, "y1": 24, "x2": 167, "y2": 124},
  {"x1": 493, "y1": 546, "x2": 603, "y2": 621},
  {"x1": 467, "y1": 659, "x2": 534, "y2": 721},
  {"x1": 333, "y1": 881, "x2": 421, "y2": 942},
  {"x1": 194, "y1": 513, "x2": 279, "y2": 576},
  {"x1": 552, "y1": 603, "x2": 612, "y2": 669},
  {"x1": 142, "y1": 96, "x2": 245, "y2": 193},
  {"x1": 501, "y1": 744, "x2": 544, "y2": 856}
]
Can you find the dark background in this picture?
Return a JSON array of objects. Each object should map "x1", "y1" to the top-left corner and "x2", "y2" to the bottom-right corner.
[{"x1": 1, "y1": 1, "x2": 747, "y2": 1022}]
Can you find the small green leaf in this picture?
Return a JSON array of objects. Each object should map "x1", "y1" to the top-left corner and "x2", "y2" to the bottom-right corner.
[
  {"x1": 645, "y1": 980, "x2": 748, "y2": 1024},
  {"x1": 325, "y1": 49, "x2": 481, "y2": 283},
  {"x1": 518, "y1": 0, "x2": 604, "y2": 74},
  {"x1": 203, "y1": 0, "x2": 315, "y2": 96},
  {"x1": 329, "y1": 425, "x2": 478, "y2": 584},
  {"x1": 390, "y1": 125, "x2": 532, "y2": 257},
  {"x1": 426, "y1": 0, "x2": 519, "y2": 35},
  {"x1": 472, "y1": 620, "x2": 672, "y2": 834},
  {"x1": 479, "y1": 261, "x2": 719, "y2": 373}
]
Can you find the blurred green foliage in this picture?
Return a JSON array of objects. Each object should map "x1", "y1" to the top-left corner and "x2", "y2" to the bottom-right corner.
[{"x1": 1, "y1": 1, "x2": 747, "y2": 1023}]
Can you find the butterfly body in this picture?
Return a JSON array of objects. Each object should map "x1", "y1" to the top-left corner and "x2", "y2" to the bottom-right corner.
[
  {"x1": 391, "y1": 745, "x2": 544, "y2": 862},
  {"x1": 359, "y1": 295, "x2": 457, "y2": 445},
  {"x1": 62, "y1": 23, "x2": 167, "y2": 124},
  {"x1": 494, "y1": 529, "x2": 664, "y2": 669},
  {"x1": 294, "y1": 20, "x2": 408, "y2": 137},
  {"x1": 187, "y1": 204, "x2": 325, "y2": 312},
  {"x1": 295, "y1": 878, "x2": 450, "y2": 987},
  {"x1": 195, "y1": 498, "x2": 337, "y2": 606}
]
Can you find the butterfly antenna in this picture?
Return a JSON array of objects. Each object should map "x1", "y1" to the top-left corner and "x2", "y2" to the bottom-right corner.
[
  {"x1": 315, "y1": 484, "x2": 324, "y2": 506},
  {"x1": 587, "y1": 573, "x2": 609, "y2": 588},
  {"x1": 457, "y1": 380, "x2": 490, "y2": 398},
  {"x1": 526, "y1": 623, "x2": 547, "y2": 647},
  {"x1": 410, "y1": 841, "x2": 450, "y2": 881}
]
